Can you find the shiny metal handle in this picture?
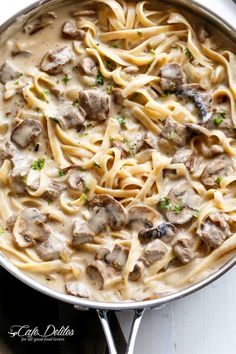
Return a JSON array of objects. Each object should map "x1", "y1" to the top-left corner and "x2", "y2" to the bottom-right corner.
[{"x1": 97, "y1": 309, "x2": 145, "y2": 354}]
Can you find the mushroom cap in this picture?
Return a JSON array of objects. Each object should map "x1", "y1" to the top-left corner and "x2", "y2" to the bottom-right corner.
[{"x1": 127, "y1": 205, "x2": 161, "y2": 229}]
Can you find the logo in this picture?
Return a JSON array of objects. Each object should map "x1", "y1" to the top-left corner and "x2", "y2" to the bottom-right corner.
[{"x1": 8, "y1": 325, "x2": 75, "y2": 342}]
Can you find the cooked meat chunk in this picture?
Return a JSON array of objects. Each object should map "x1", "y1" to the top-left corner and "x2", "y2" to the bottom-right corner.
[
  {"x1": 197, "y1": 212, "x2": 231, "y2": 248},
  {"x1": 80, "y1": 57, "x2": 98, "y2": 76},
  {"x1": 0, "y1": 60, "x2": 21, "y2": 84},
  {"x1": 43, "y1": 181, "x2": 65, "y2": 200},
  {"x1": 128, "y1": 263, "x2": 143, "y2": 281},
  {"x1": 79, "y1": 90, "x2": 110, "y2": 121},
  {"x1": 8, "y1": 208, "x2": 51, "y2": 248},
  {"x1": 11, "y1": 119, "x2": 42, "y2": 148},
  {"x1": 160, "y1": 63, "x2": 184, "y2": 92},
  {"x1": 35, "y1": 236, "x2": 63, "y2": 261},
  {"x1": 72, "y1": 219, "x2": 95, "y2": 246},
  {"x1": 112, "y1": 88, "x2": 124, "y2": 105},
  {"x1": 68, "y1": 170, "x2": 94, "y2": 191},
  {"x1": 127, "y1": 205, "x2": 160, "y2": 230},
  {"x1": 172, "y1": 148, "x2": 195, "y2": 171},
  {"x1": 143, "y1": 239, "x2": 168, "y2": 266},
  {"x1": 176, "y1": 84, "x2": 211, "y2": 120},
  {"x1": 201, "y1": 156, "x2": 230, "y2": 188},
  {"x1": 23, "y1": 12, "x2": 57, "y2": 35},
  {"x1": 95, "y1": 247, "x2": 110, "y2": 261},
  {"x1": 138, "y1": 222, "x2": 177, "y2": 244},
  {"x1": 173, "y1": 238, "x2": 195, "y2": 264},
  {"x1": 123, "y1": 65, "x2": 139, "y2": 74},
  {"x1": 62, "y1": 20, "x2": 86, "y2": 39},
  {"x1": 0, "y1": 142, "x2": 15, "y2": 166},
  {"x1": 60, "y1": 103, "x2": 85, "y2": 129},
  {"x1": 86, "y1": 261, "x2": 105, "y2": 290},
  {"x1": 66, "y1": 281, "x2": 90, "y2": 298},
  {"x1": 89, "y1": 194, "x2": 126, "y2": 233},
  {"x1": 41, "y1": 45, "x2": 73, "y2": 74},
  {"x1": 105, "y1": 244, "x2": 129, "y2": 271},
  {"x1": 161, "y1": 118, "x2": 188, "y2": 147}
]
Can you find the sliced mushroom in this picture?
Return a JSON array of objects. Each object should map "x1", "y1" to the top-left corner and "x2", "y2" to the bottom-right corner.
[
  {"x1": 12, "y1": 49, "x2": 32, "y2": 57},
  {"x1": 86, "y1": 261, "x2": 105, "y2": 290},
  {"x1": 59, "y1": 102, "x2": 85, "y2": 130},
  {"x1": 127, "y1": 205, "x2": 160, "y2": 230},
  {"x1": 138, "y1": 222, "x2": 177, "y2": 244},
  {"x1": 11, "y1": 119, "x2": 42, "y2": 148},
  {"x1": 72, "y1": 219, "x2": 95, "y2": 246},
  {"x1": 128, "y1": 262, "x2": 143, "y2": 281},
  {"x1": 43, "y1": 181, "x2": 66, "y2": 200},
  {"x1": 142, "y1": 239, "x2": 168, "y2": 266},
  {"x1": 88, "y1": 194, "x2": 126, "y2": 233},
  {"x1": 79, "y1": 57, "x2": 98, "y2": 77},
  {"x1": 23, "y1": 12, "x2": 57, "y2": 35},
  {"x1": 95, "y1": 247, "x2": 110, "y2": 261},
  {"x1": 0, "y1": 60, "x2": 21, "y2": 84},
  {"x1": 66, "y1": 281, "x2": 90, "y2": 298},
  {"x1": 8, "y1": 208, "x2": 51, "y2": 248},
  {"x1": 79, "y1": 90, "x2": 110, "y2": 121},
  {"x1": 172, "y1": 148, "x2": 195, "y2": 172},
  {"x1": 201, "y1": 156, "x2": 230, "y2": 188},
  {"x1": 62, "y1": 20, "x2": 86, "y2": 40},
  {"x1": 161, "y1": 118, "x2": 188, "y2": 147},
  {"x1": 160, "y1": 62, "x2": 184, "y2": 92},
  {"x1": 166, "y1": 206, "x2": 194, "y2": 225},
  {"x1": 68, "y1": 170, "x2": 94, "y2": 192},
  {"x1": 105, "y1": 244, "x2": 129, "y2": 271},
  {"x1": 173, "y1": 237, "x2": 195, "y2": 264},
  {"x1": 41, "y1": 45, "x2": 73, "y2": 74},
  {"x1": 197, "y1": 212, "x2": 231, "y2": 248},
  {"x1": 176, "y1": 84, "x2": 211, "y2": 120},
  {"x1": 205, "y1": 110, "x2": 235, "y2": 138},
  {"x1": 35, "y1": 236, "x2": 63, "y2": 261}
]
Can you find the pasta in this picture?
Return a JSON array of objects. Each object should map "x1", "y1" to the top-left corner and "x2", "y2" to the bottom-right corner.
[{"x1": 0, "y1": 0, "x2": 236, "y2": 302}]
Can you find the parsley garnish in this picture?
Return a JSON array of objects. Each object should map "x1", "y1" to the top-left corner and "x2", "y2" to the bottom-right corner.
[
  {"x1": 107, "y1": 82, "x2": 115, "y2": 95},
  {"x1": 0, "y1": 227, "x2": 4, "y2": 235},
  {"x1": 193, "y1": 209, "x2": 200, "y2": 218},
  {"x1": 150, "y1": 48, "x2": 156, "y2": 56},
  {"x1": 14, "y1": 81, "x2": 20, "y2": 86},
  {"x1": 31, "y1": 158, "x2": 45, "y2": 171},
  {"x1": 72, "y1": 98, "x2": 79, "y2": 107},
  {"x1": 116, "y1": 116, "x2": 127, "y2": 128},
  {"x1": 105, "y1": 59, "x2": 116, "y2": 71},
  {"x1": 50, "y1": 117, "x2": 60, "y2": 125},
  {"x1": 63, "y1": 75, "x2": 71, "y2": 85},
  {"x1": 185, "y1": 48, "x2": 195, "y2": 62},
  {"x1": 172, "y1": 204, "x2": 183, "y2": 214},
  {"x1": 96, "y1": 71, "x2": 104, "y2": 86},
  {"x1": 159, "y1": 197, "x2": 170, "y2": 209},
  {"x1": 212, "y1": 111, "x2": 226, "y2": 126},
  {"x1": 58, "y1": 169, "x2": 65, "y2": 177},
  {"x1": 215, "y1": 176, "x2": 223, "y2": 185}
]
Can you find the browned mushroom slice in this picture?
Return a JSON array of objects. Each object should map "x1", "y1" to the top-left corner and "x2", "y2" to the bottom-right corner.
[
  {"x1": 173, "y1": 238, "x2": 195, "y2": 264},
  {"x1": 142, "y1": 239, "x2": 168, "y2": 266},
  {"x1": 35, "y1": 236, "x2": 63, "y2": 261},
  {"x1": 41, "y1": 45, "x2": 73, "y2": 74},
  {"x1": 197, "y1": 212, "x2": 231, "y2": 248},
  {"x1": 8, "y1": 208, "x2": 51, "y2": 248},
  {"x1": 138, "y1": 222, "x2": 177, "y2": 244},
  {"x1": 86, "y1": 261, "x2": 105, "y2": 290},
  {"x1": 127, "y1": 205, "x2": 160, "y2": 230},
  {"x1": 72, "y1": 219, "x2": 95, "y2": 246},
  {"x1": 23, "y1": 12, "x2": 57, "y2": 35},
  {"x1": 166, "y1": 205, "x2": 194, "y2": 225},
  {"x1": 43, "y1": 181, "x2": 66, "y2": 200},
  {"x1": 128, "y1": 262, "x2": 143, "y2": 281},
  {"x1": 201, "y1": 156, "x2": 230, "y2": 188},
  {"x1": 62, "y1": 20, "x2": 86, "y2": 39},
  {"x1": 11, "y1": 119, "x2": 42, "y2": 148},
  {"x1": 160, "y1": 62, "x2": 184, "y2": 92},
  {"x1": 95, "y1": 247, "x2": 110, "y2": 261},
  {"x1": 66, "y1": 281, "x2": 90, "y2": 298},
  {"x1": 172, "y1": 148, "x2": 195, "y2": 172},
  {"x1": 0, "y1": 60, "x2": 21, "y2": 84},
  {"x1": 89, "y1": 194, "x2": 126, "y2": 233},
  {"x1": 79, "y1": 57, "x2": 98, "y2": 77},
  {"x1": 59, "y1": 102, "x2": 85, "y2": 130},
  {"x1": 176, "y1": 84, "x2": 211, "y2": 120},
  {"x1": 105, "y1": 244, "x2": 129, "y2": 271},
  {"x1": 161, "y1": 118, "x2": 188, "y2": 147},
  {"x1": 79, "y1": 90, "x2": 110, "y2": 121}
]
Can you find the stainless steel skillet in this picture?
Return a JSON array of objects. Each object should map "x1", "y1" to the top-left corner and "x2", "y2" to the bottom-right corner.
[{"x1": 0, "y1": 0, "x2": 235, "y2": 353}]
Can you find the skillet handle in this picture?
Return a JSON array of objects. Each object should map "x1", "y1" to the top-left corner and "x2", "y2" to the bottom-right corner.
[{"x1": 97, "y1": 309, "x2": 145, "y2": 354}]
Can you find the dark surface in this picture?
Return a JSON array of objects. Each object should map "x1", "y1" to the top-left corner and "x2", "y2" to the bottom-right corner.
[{"x1": 0, "y1": 267, "x2": 126, "y2": 354}]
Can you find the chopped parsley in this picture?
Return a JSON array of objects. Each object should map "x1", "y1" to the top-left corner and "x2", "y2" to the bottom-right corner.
[
  {"x1": 47, "y1": 199, "x2": 53, "y2": 205},
  {"x1": 185, "y1": 48, "x2": 195, "y2": 62},
  {"x1": 150, "y1": 48, "x2": 156, "y2": 56},
  {"x1": 62, "y1": 75, "x2": 71, "y2": 85},
  {"x1": 58, "y1": 169, "x2": 65, "y2": 177},
  {"x1": 80, "y1": 193, "x2": 88, "y2": 202},
  {"x1": 50, "y1": 117, "x2": 60, "y2": 125},
  {"x1": 215, "y1": 176, "x2": 223, "y2": 185},
  {"x1": 212, "y1": 111, "x2": 226, "y2": 126},
  {"x1": 105, "y1": 59, "x2": 116, "y2": 71},
  {"x1": 0, "y1": 226, "x2": 4, "y2": 235},
  {"x1": 163, "y1": 90, "x2": 171, "y2": 97},
  {"x1": 72, "y1": 98, "x2": 79, "y2": 107},
  {"x1": 14, "y1": 80, "x2": 20, "y2": 86},
  {"x1": 159, "y1": 197, "x2": 170, "y2": 209},
  {"x1": 116, "y1": 116, "x2": 127, "y2": 128},
  {"x1": 107, "y1": 82, "x2": 115, "y2": 95},
  {"x1": 41, "y1": 89, "x2": 49, "y2": 99},
  {"x1": 31, "y1": 158, "x2": 45, "y2": 171},
  {"x1": 78, "y1": 133, "x2": 89, "y2": 138},
  {"x1": 96, "y1": 71, "x2": 104, "y2": 86},
  {"x1": 193, "y1": 209, "x2": 200, "y2": 218},
  {"x1": 94, "y1": 161, "x2": 101, "y2": 168},
  {"x1": 172, "y1": 204, "x2": 183, "y2": 214}
]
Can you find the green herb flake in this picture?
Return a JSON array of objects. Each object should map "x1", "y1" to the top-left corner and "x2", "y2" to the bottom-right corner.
[
  {"x1": 105, "y1": 59, "x2": 116, "y2": 71},
  {"x1": 116, "y1": 116, "x2": 127, "y2": 128},
  {"x1": 63, "y1": 75, "x2": 72, "y2": 85},
  {"x1": 50, "y1": 117, "x2": 60, "y2": 125},
  {"x1": 185, "y1": 48, "x2": 195, "y2": 62},
  {"x1": 159, "y1": 197, "x2": 170, "y2": 209},
  {"x1": 31, "y1": 158, "x2": 45, "y2": 171},
  {"x1": 14, "y1": 80, "x2": 20, "y2": 86},
  {"x1": 94, "y1": 161, "x2": 101, "y2": 168},
  {"x1": 193, "y1": 209, "x2": 200, "y2": 218},
  {"x1": 78, "y1": 133, "x2": 89, "y2": 138},
  {"x1": 72, "y1": 98, "x2": 79, "y2": 107},
  {"x1": 47, "y1": 199, "x2": 53, "y2": 205},
  {"x1": 212, "y1": 111, "x2": 226, "y2": 126},
  {"x1": 80, "y1": 193, "x2": 88, "y2": 202},
  {"x1": 96, "y1": 71, "x2": 104, "y2": 86},
  {"x1": 0, "y1": 226, "x2": 4, "y2": 235},
  {"x1": 58, "y1": 169, "x2": 65, "y2": 177},
  {"x1": 150, "y1": 48, "x2": 156, "y2": 56},
  {"x1": 107, "y1": 82, "x2": 115, "y2": 95},
  {"x1": 172, "y1": 204, "x2": 183, "y2": 214},
  {"x1": 215, "y1": 176, "x2": 223, "y2": 185}
]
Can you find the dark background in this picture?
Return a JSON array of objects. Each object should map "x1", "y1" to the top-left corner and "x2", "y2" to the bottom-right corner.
[{"x1": 0, "y1": 267, "x2": 126, "y2": 354}]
